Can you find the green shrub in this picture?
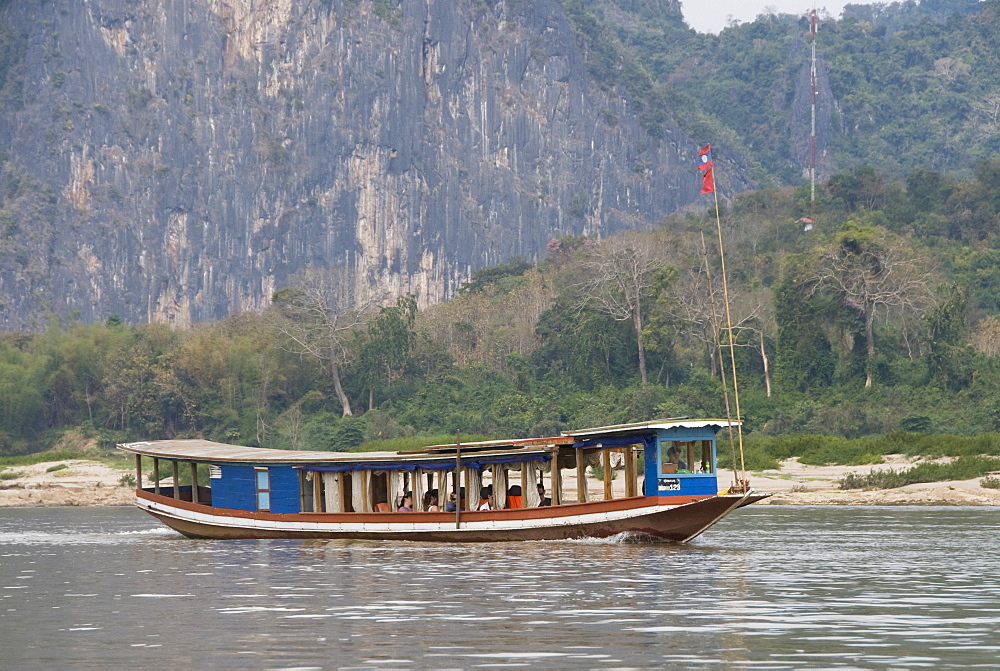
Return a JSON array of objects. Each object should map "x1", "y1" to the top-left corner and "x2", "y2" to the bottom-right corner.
[
  {"x1": 839, "y1": 468, "x2": 910, "y2": 490},
  {"x1": 980, "y1": 476, "x2": 1000, "y2": 489},
  {"x1": 45, "y1": 463, "x2": 68, "y2": 472},
  {"x1": 119, "y1": 473, "x2": 136, "y2": 487},
  {"x1": 0, "y1": 469, "x2": 22, "y2": 480},
  {"x1": 0, "y1": 451, "x2": 82, "y2": 468},
  {"x1": 848, "y1": 452, "x2": 885, "y2": 466},
  {"x1": 839, "y1": 456, "x2": 1000, "y2": 489},
  {"x1": 718, "y1": 440, "x2": 780, "y2": 470}
]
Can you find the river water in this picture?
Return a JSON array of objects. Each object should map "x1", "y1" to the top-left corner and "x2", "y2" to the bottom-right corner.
[{"x1": 1, "y1": 505, "x2": 998, "y2": 668}]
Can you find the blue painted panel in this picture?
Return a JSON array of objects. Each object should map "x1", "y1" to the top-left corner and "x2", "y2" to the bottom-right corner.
[
  {"x1": 211, "y1": 464, "x2": 256, "y2": 511},
  {"x1": 644, "y1": 447, "x2": 659, "y2": 496},
  {"x1": 655, "y1": 474, "x2": 718, "y2": 498},
  {"x1": 268, "y1": 466, "x2": 302, "y2": 514}
]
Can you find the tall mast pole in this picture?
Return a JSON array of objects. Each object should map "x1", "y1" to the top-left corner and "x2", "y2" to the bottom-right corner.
[
  {"x1": 709, "y1": 170, "x2": 748, "y2": 492},
  {"x1": 810, "y1": 8, "x2": 818, "y2": 222}
]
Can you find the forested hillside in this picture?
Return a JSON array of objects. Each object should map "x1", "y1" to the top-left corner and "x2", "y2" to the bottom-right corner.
[
  {"x1": 3, "y1": 161, "x2": 1000, "y2": 456},
  {"x1": 569, "y1": 0, "x2": 1000, "y2": 183}
]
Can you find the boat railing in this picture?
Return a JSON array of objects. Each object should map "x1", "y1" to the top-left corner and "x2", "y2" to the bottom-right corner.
[{"x1": 141, "y1": 484, "x2": 212, "y2": 506}]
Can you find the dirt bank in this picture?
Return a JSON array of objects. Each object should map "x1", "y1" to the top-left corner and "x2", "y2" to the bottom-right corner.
[
  {"x1": 0, "y1": 460, "x2": 134, "y2": 507},
  {"x1": 723, "y1": 455, "x2": 1000, "y2": 506},
  {"x1": 3, "y1": 455, "x2": 1000, "y2": 507}
]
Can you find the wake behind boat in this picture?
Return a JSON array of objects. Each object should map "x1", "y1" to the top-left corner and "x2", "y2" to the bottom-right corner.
[{"x1": 119, "y1": 419, "x2": 766, "y2": 542}]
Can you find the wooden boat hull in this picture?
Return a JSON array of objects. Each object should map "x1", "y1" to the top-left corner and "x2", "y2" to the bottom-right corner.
[{"x1": 135, "y1": 490, "x2": 755, "y2": 543}]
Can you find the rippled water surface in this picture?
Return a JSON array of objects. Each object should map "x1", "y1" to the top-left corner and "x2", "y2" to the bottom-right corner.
[{"x1": 2, "y1": 505, "x2": 999, "y2": 668}]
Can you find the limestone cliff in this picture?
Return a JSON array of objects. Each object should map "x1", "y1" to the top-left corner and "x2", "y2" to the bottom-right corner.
[{"x1": 0, "y1": 0, "x2": 741, "y2": 328}]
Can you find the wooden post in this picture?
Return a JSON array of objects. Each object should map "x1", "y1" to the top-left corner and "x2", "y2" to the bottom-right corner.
[
  {"x1": 576, "y1": 449, "x2": 587, "y2": 503},
  {"x1": 299, "y1": 470, "x2": 308, "y2": 512},
  {"x1": 625, "y1": 446, "x2": 637, "y2": 497},
  {"x1": 312, "y1": 471, "x2": 322, "y2": 512},
  {"x1": 454, "y1": 431, "x2": 462, "y2": 529},
  {"x1": 686, "y1": 441, "x2": 695, "y2": 473},
  {"x1": 361, "y1": 470, "x2": 370, "y2": 513},
  {"x1": 152, "y1": 457, "x2": 160, "y2": 495},
  {"x1": 551, "y1": 447, "x2": 562, "y2": 505},
  {"x1": 190, "y1": 463, "x2": 199, "y2": 504},
  {"x1": 134, "y1": 454, "x2": 142, "y2": 490},
  {"x1": 339, "y1": 473, "x2": 349, "y2": 513},
  {"x1": 602, "y1": 449, "x2": 612, "y2": 500},
  {"x1": 520, "y1": 461, "x2": 529, "y2": 503},
  {"x1": 172, "y1": 461, "x2": 180, "y2": 500}
]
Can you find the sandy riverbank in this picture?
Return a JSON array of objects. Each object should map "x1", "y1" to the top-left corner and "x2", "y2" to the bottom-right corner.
[
  {"x1": 0, "y1": 460, "x2": 134, "y2": 507},
  {"x1": 3, "y1": 455, "x2": 1000, "y2": 507},
  {"x1": 722, "y1": 454, "x2": 1000, "y2": 506}
]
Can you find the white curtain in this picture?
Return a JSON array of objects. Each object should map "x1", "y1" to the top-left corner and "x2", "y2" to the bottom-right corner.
[
  {"x1": 389, "y1": 470, "x2": 404, "y2": 509},
  {"x1": 466, "y1": 468, "x2": 482, "y2": 509},
  {"x1": 524, "y1": 461, "x2": 541, "y2": 508},
  {"x1": 351, "y1": 470, "x2": 368, "y2": 513},
  {"x1": 413, "y1": 468, "x2": 426, "y2": 511},
  {"x1": 322, "y1": 472, "x2": 342, "y2": 512},
  {"x1": 493, "y1": 467, "x2": 507, "y2": 509}
]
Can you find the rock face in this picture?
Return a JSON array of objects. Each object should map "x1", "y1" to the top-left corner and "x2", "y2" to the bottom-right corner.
[{"x1": 0, "y1": 0, "x2": 739, "y2": 329}]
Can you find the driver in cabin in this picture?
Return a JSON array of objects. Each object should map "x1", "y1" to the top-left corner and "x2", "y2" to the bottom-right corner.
[{"x1": 666, "y1": 446, "x2": 688, "y2": 471}]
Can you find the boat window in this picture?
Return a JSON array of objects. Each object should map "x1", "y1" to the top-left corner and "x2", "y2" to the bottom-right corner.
[
  {"x1": 660, "y1": 440, "x2": 714, "y2": 475},
  {"x1": 255, "y1": 468, "x2": 270, "y2": 511}
]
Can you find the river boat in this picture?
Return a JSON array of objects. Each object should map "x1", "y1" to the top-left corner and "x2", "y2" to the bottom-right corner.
[{"x1": 119, "y1": 419, "x2": 766, "y2": 542}]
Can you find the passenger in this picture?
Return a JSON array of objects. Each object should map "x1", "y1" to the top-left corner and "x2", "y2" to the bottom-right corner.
[
  {"x1": 445, "y1": 488, "x2": 465, "y2": 512},
  {"x1": 397, "y1": 491, "x2": 413, "y2": 512},
  {"x1": 666, "y1": 446, "x2": 688, "y2": 471},
  {"x1": 423, "y1": 490, "x2": 440, "y2": 512},
  {"x1": 506, "y1": 484, "x2": 523, "y2": 509},
  {"x1": 478, "y1": 485, "x2": 493, "y2": 510},
  {"x1": 537, "y1": 483, "x2": 551, "y2": 507}
]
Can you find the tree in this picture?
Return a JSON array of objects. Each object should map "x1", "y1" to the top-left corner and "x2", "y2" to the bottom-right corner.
[
  {"x1": 271, "y1": 267, "x2": 380, "y2": 416},
  {"x1": 810, "y1": 224, "x2": 936, "y2": 388},
  {"x1": 358, "y1": 295, "x2": 418, "y2": 410},
  {"x1": 576, "y1": 233, "x2": 666, "y2": 385}
]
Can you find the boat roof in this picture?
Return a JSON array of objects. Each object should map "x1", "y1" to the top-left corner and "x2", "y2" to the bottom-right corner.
[
  {"x1": 117, "y1": 438, "x2": 564, "y2": 464},
  {"x1": 563, "y1": 418, "x2": 740, "y2": 439},
  {"x1": 118, "y1": 419, "x2": 738, "y2": 463}
]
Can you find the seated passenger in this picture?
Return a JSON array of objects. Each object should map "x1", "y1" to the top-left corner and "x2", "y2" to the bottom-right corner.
[
  {"x1": 506, "y1": 484, "x2": 523, "y2": 509},
  {"x1": 423, "y1": 490, "x2": 440, "y2": 512},
  {"x1": 537, "y1": 483, "x2": 551, "y2": 506},
  {"x1": 666, "y1": 447, "x2": 688, "y2": 471},
  {"x1": 445, "y1": 488, "x2": 465, "y2": 512},
  {"x1": 478, "y1": 485, "x2": 493, "y2": 510},
  {"x1": 397, "y1": 491, "x2": 413, "y2": 512}
]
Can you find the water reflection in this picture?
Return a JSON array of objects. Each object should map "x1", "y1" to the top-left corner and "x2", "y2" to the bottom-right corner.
[{"x1": 1, "y1": 506, "x2": 999, "y2": 667}]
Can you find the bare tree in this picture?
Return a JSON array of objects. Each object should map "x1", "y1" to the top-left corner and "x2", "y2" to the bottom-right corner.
[
  {"x1": 577, "y1": 233, "x2": 665, "y2": 385},
  {"x1": 672, "y1": 261, "x2": 762, "y2": 380},
  {"x1": 810, "y1": 227, "x2": 936, "y2": 388},
  {"x1": 970, "y1": 316, "x2": 1000, "y2": 357},
  {"x1": 270, "y1": 267, "x2": 381, "y2": 416}
]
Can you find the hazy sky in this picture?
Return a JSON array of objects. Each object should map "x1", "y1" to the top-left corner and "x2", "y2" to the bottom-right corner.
[{"x1": 683, "y1": 1, "x2": 856, "y2": 34}]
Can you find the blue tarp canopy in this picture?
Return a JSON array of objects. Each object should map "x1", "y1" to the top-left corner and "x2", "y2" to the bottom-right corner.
[
  {"x1": 573, "y1": 434, "x2": 656, "y2": 450},
  {"x1": 298, "y1": 454, "x2": 550, "y2": 473}
]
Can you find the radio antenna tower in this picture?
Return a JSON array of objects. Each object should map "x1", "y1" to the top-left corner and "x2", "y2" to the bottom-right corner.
[{"x1": 810, "y1": 8, "x2": 818, "y2": 221}]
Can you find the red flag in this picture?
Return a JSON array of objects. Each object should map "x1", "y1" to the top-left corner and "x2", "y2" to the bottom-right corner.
[
  {"x1": 696, "y1": 145, "x2": 713, "y2": 171},
  {"x1": 701, "y1": 167, "x2": 715, "y2": 193}
]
